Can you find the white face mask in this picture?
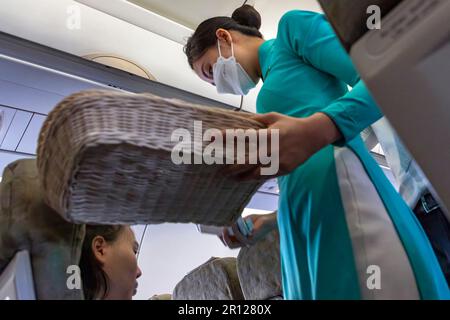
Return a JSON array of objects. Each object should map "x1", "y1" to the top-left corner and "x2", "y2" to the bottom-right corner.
[{"x1": 213, "y1": 41, "x2": 256, "y2": 96}]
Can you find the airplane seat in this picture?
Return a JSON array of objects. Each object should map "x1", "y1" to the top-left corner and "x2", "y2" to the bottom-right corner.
[
  {"x1": 172, "y1": 230, "x2": 283, "y2": 300},
  {"x1": 0, "y1": 159, "x2": 85, "y2": 300},
  {"x1": 236, "y1": 229, "x2": 283, "y2": 300},
  {"x1": 172, "y1": 257, "x2": 245, "y2": 300}
]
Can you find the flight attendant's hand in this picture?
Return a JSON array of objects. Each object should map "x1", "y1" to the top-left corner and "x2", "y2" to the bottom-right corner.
[
  {"x1": 222, "y1": 112, "x2": 342, "y2": 180},
  {"x1": 219, "y1": 212, "x2": 278, "y2": 249}
]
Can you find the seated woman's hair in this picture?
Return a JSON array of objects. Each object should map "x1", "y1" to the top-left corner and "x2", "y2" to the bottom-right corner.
[{"x1": 79, "y1": 225, "x2": 124, "y2": 300}]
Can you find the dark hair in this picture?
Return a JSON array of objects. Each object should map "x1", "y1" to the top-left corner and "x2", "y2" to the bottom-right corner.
[
  {"x1": 184, "y1": 5, "x2": 263, "y2": 69},
  {"x1": 79, "y1": 225, "x2": 125, "y2": 300}
]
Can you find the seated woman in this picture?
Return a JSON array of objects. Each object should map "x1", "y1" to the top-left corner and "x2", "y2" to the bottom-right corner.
[{"x1": 79, "y1": 225, "x2": 142, "y2": 300}]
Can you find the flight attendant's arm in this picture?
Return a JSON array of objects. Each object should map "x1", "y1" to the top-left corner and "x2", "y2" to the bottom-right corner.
[{"x1": 277, "y1": 10, "x2": 383, "y2": 145}]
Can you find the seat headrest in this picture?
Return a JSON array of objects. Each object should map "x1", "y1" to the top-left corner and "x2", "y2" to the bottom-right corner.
[
  {"x1": 237, "y1": 229, "x2": 282, "y2": 300},
  {"x1": 172, "y1": 257, "x2": 244, "y2": 300}
]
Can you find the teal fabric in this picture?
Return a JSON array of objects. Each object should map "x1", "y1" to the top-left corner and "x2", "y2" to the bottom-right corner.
[{"x1": 256, "y1": 10, "x2": 449, "y2": 299}]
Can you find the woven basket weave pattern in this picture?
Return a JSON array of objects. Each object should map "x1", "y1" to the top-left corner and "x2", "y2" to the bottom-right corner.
[{"x1": 37, "y1": 90, "x2": 265, "y2": 225}]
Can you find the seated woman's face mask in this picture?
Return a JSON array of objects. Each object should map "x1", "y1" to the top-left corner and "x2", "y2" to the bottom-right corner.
[{"x1": 213, "y1": 41, "x2": 256, "y2": 96}]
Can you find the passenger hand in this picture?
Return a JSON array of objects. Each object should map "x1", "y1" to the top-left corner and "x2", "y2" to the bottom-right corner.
[{"x1": 219, "y1": 212, "x2": 278, "y2": 248}]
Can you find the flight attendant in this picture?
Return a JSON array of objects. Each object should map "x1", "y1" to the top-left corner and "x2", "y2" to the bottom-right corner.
[{"x1": 184, "y1": 5, "x2": 449, "y2": 299}]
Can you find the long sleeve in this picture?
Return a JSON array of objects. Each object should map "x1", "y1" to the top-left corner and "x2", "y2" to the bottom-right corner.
[{"x1": 276, "y1": 11, "x2": 383, "y2": 145}]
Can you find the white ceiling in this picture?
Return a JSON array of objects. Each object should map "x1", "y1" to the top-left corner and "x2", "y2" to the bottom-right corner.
[
  {"x1": 128, "y1": 0, "x2": 257, "y2": 30},
  {"x1": 127, "y1": 0, "x2": 323, "y2": 38},
  {"x1": 76, "y1": 0, "x2": 323, "y2": 46}
]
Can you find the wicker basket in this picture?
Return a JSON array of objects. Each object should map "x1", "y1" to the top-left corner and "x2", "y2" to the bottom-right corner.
[{"x1": 37, "y1": 90, "x2": 265, "y2": 225}]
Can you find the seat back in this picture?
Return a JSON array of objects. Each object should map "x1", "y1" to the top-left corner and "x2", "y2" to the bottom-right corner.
[{"x1": 0, "y1": 159, "x2": 85, "y2": 300}]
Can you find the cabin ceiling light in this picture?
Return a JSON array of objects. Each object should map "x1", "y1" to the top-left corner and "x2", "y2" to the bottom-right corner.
[{"x1": 83, "y1": 53, "x2": 157, "y2": 81}]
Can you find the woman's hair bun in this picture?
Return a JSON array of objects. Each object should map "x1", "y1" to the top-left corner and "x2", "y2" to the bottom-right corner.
[{"x1": 231, "y1": 4, "x2": 262, "y2": 30}]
